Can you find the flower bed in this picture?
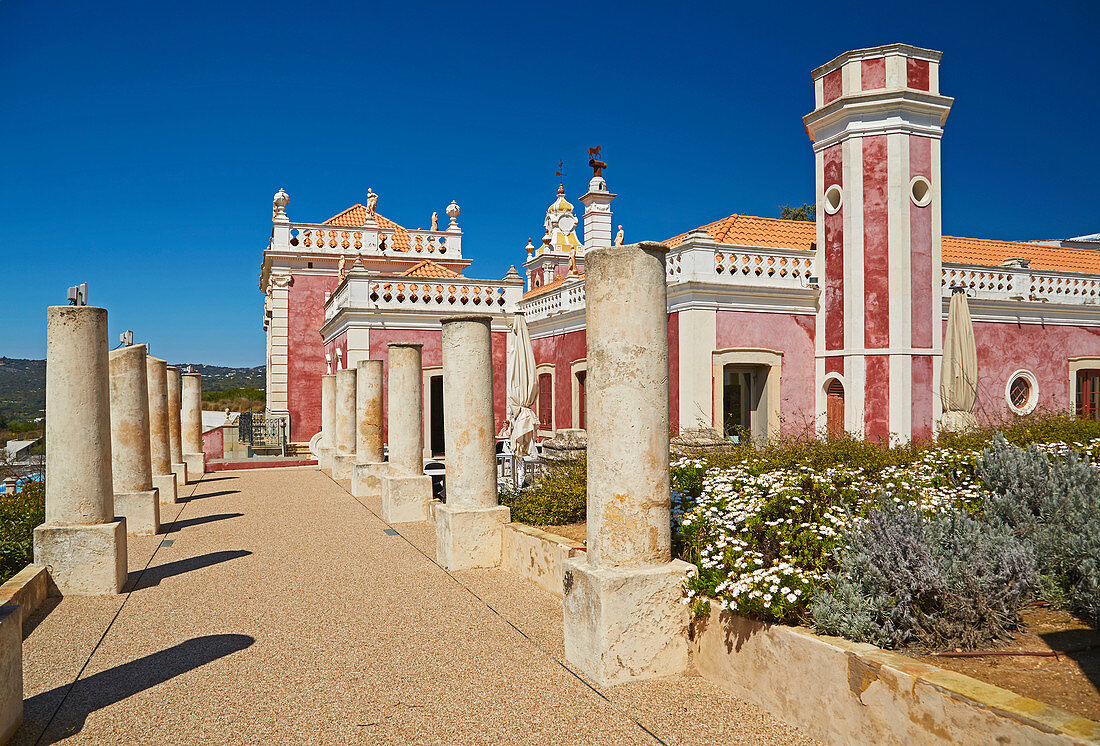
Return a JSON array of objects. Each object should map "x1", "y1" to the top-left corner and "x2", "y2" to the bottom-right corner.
[{"x1": 673, "y1": 415, "x2": 1100, "y2": 654}]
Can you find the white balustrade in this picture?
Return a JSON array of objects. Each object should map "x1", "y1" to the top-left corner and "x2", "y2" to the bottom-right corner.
[
  {"x1": 326, "y1": 274, "x2": 522, "y2": 320},
  {"x1": 272, "y1": 222, "x2": 463, "y2": 259}
]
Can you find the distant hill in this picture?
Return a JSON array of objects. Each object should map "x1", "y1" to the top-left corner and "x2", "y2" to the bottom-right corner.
[{"x1": 0, "y1": 356, "x2": 264, "y2": 422}]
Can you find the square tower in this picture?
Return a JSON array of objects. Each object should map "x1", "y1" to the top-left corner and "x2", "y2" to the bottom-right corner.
[{"x1": 804, "y1": 44, "x2": 953, "y2": 441}]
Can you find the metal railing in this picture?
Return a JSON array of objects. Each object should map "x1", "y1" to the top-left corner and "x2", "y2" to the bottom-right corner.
[{"x1": 238, "y1": 410, "x2": 288, "y2": 456}]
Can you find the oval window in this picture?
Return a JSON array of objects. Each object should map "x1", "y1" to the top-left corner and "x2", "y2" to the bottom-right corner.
[
  {"x1": 823, "y1": 185, "x2": 843, "y2": 215},
  {"x1": 910, "y1": 176, "x2": 932, "y2": 207},
  {"x1": 1006, "y1": 370, "x2": 1038, "y2": 415}
]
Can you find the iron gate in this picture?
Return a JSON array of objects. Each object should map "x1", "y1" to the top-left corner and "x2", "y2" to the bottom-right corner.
[{"x1": 238, "y1": 410, "x2": 288, "y2": 455}]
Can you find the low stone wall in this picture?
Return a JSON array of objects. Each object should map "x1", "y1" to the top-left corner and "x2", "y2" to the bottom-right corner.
[
  {"x1": 692, "y1": 607, "x2": 1100, "y2": 745},
  {"x1": 0, "y1": 565, "x2": 51, "y2": 629},
  {"x1": 501, "y1": 523, "x2": 585, "y2": 598}
]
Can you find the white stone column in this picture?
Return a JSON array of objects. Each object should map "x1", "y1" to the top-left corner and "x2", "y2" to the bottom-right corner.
[
  {"x1": 33, "y1": 306, "x2": 127, "y2": 595},
  {"x1": 331, "y1": 367, "x2": 357, "y2": 478},
  {"x1": 351, "y1": 360, "x2": 385, "y2": 498},
  {"x1": 562, "y1": 242, "x2": 691, "y2": 686},
  {"x1": 380, "y1": 343, "x2": 432, "y2": 523},
  {"x1": 146, "y1": 356, "x2": 178, "y2": 505},
  {"x1": 181, "y1": 372, "x2": 205, "y2": 477},
  {"x1": 166, "y1": 365, "x2": 188, "y2": 486},
  {"x1": 435, "y1": 316, "x2": 509, "y2": 569},
  {"x1": 109, "y1": 345, "x2": 161, "y2": 535},
  {"x1": 317, "y1": 374, "x2": 336, "y2": 470}
]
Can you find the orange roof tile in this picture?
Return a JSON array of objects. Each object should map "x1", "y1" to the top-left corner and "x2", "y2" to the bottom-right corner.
[
  {"x1": 522, "y1": 274, "x2": 579, "y2": 300},
  {"x1": 400, "y1": 259, "x2": 462, "y2": 279},
  {"x1": 666, "y1": 213, "x2": 1100, "y2": 276},
  {"x1": 942, "y1": 235, "x2": 1100, "y2": 275},
  {"x1": 323, "y1": 204, "x2": 411, "y2": 251},
  {"x1": 664, "y1": 214, "x2": 816, "y2": 251}
]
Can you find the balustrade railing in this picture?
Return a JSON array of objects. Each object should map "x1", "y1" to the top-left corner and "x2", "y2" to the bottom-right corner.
[
  {"x1": 273, "y1": 222, "x2": 462, "y2": 259},
  {"x1": 325, "y1": 274, "x2": 523, "y2": 320}
]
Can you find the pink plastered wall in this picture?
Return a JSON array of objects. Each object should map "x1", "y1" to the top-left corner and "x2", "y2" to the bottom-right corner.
[
  {"x1": 716, "y1": 311, "x2": 817, "y2": 434},
  {"x1": 531, "y1": 329, "x2": 586, "y2": 431},
  {"x1": 971, "y1": 321, "x2": 1100, "y2": 419},
  {"x1": 287, "y1": 273, "x2": 339, "y2": 442}
]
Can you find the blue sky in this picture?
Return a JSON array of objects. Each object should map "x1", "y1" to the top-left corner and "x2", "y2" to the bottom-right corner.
[{"x1": 1, "y1": 1, "x2": 1096, "y2": 366}]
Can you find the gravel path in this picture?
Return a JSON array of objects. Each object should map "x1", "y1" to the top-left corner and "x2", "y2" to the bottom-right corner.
[{"x1": 14, "y1": 468, "x2": 815, "y2": 745}]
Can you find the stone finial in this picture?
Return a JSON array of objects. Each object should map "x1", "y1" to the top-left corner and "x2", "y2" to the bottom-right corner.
[
  {"x1": 503, "y1": 265, "x2": 522, "y2": 282},
  {"x1": 525, "y1": 237, "x2": 535, "y2": 257},
  {"x1": 446, "y1": 200, "x2": 461, "y2": 229},
  {"x1": 272, "y1": 188, "x2": 289, "y2": 221}
]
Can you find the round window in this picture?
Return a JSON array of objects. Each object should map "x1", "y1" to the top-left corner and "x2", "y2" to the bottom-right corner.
[
  {"x1": 823, "y1": 185, "x2": 843, "y2": 215},
  {"x1": 1005, "y1": 370, "x2": 1038, "y2": 415},
  {"x1": 910, "y1": 176, "x2": 932, "y2": 207}
]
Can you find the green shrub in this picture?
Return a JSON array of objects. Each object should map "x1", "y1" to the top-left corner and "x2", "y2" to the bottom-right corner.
[
  {"x1": 811, "y1": 505, "x2": 1036, "y2": 650},
  {"x1": 977, "y1": 435, "x2": 1100, "y2": 624},
  {"x1": 499, "y1": 458, "x2": 586, "y2": 525},
  {"x1": 0, "y1": 480, "x2": 44, "y2": 585}
]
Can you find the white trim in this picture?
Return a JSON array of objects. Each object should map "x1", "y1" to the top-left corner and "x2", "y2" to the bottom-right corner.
[
  {"x1": 1005, "y1": 369, "x2": 1039, "y2": 415},
  {"x1": 570, "y1": 359, "x2": 588, "y2": 430}
]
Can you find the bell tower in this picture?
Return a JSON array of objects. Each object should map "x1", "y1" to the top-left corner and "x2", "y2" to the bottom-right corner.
[{"x1": 804, "y1": 44, "x2": 953, "y2": 441}]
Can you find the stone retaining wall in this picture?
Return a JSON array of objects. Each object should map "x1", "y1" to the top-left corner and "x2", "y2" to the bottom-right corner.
[
  {"x1": 0, "y1": 565, "x2": 51, "y2": 629},
  {"x1": 501, "y1": 523, "x2": 584, "y2": 598},
  {"x1": 692, "y1": 607, "x2": 1100, "y2": 745}
]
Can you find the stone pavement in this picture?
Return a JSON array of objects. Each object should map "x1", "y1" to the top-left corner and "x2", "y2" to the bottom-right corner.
[{"x1": 14, "y1": 468, "x2": 816, "y2": 745}]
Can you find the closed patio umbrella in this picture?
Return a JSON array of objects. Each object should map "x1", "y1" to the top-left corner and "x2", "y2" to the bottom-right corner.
[
  {"x1": 507, "y1": 313, "x2": 539, "y2": 458},
  {"x1": 940, "y1": 288, "x2": 979, "y2": 431}
]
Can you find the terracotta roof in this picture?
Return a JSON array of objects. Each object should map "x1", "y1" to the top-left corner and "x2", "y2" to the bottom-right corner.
[
  {"x1": 323, "y1": 205, "x2": 411, "y2": 251},
  {"x1": 400, "y1": 259, "x2": 462, "y2": 279},
  {"x1": 942, "y1": 236, "x2": 1100, "y2": 275},
  {"x1": 522, "y1": 274, "x2": 579, "y2": 300},
  {"x1": 666, "y1": 213, "x2": 1100, "y2": 276},
  {"x1": 664, "y1": 214, "x2": 816, "y2": 251}
]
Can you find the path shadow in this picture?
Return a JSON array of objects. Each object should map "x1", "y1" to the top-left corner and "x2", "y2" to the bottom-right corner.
[
  {"x1": 194, "y1": 475, "x2": 238, "y2": 484},
  {"x1": 128, "y1": 550, "x2": 251, "y2": 591},
  {"x1": 1040, "y1": 626, "x2": 1100, "y2": 693},
  {"x1": 22, "y1": 634, "x2": 254, "y2": 745},
  {"x1": 166, "y1": 512, "x2": 244, "y2": 532},
  {"x1": 182, "y1": 489, "x2": 241, "y2": 502}
]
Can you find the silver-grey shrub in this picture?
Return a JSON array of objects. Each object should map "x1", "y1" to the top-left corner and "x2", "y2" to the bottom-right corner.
[
  {"x1": 977, "y1": 435, "x2": 1100, "y2": 624},
  {"x1": 810, "y1": 505, "x2": 1036, "y2": 650}
]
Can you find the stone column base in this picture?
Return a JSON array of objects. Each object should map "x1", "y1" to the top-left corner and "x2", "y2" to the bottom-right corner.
[
  {"x1": 33, "y1": 519, "x2": 128, "y2": 595},
  {"x1": 114, "y1": 489, "x2": 161, "y2": 535},
  {"x1": 562, "y1": 557, "x2": 692, "y2": 686},
  {"x1": 331, "y1": 453, "x2": 355, "y2": 480},
  {"x1": 183, "y1": 452, "x2": 205, "y2": 478},
  {"x1": 381, "y1": 475, "x2": 432, "y2": 523},
  {"x1": 435, "y1": 504, "x2": 511, "y2": 571},
  {"x1": 317, "y1": 447, "x2": 334, "y2": 471},
  {"x1": 172, "y1": 462, "x2": 188, "y2": 486},
  {"x1": 0, "y1": 605, "x2": 21, "y2": 745},
  {"x1": 352, "y1": 461, "x2": 388, "y2": 498},
  {"x1": 153, "y1": 473, "x2": 178, "y2": 505}
]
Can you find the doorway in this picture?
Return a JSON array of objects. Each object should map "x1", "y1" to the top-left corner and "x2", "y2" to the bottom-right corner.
[
  {"x1": 429, "y1": 374, "x2": 445, "y2": 457},
  {"x1": 826, "y1": 378, "x2": 845, "y2": 435},
  {"x1": 722, "y1": 366, "x2": 762, "y2": 443}
]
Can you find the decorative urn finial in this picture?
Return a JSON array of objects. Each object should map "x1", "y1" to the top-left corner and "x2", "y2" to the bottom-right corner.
[
  {"x1": 272, "y1": 188, "x2": 289, "y2": 220},
  {"x1": 446, "y1": 200, "x2": 461, "y2": 229},
  {"x1": 525, "y1": 237, "x2": 535, "y2": 257}
]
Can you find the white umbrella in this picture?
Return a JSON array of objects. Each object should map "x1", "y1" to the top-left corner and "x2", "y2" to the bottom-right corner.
[
  {"x1": 507, "y1": 313, "x2": 539, "y2": 458},
  {"x1": 940, "y1": 288, "x2": 979, "y2": 431}
]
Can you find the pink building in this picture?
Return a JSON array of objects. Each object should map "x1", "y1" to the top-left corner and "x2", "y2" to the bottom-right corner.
[{"x1": 263, "y1": 43, "x2": 1100, "y2": 451}]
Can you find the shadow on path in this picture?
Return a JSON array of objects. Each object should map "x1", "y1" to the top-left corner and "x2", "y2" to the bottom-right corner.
[
  {"x1": 191, "y1": 475, "x2": 238, "y2": 484},
  {"x1": 183, "y1": 489, "x2": 241, "y2": 502},
  {"x1": 167, "y1": 512, "x2": 244, "y2": 532},
  {"x1": 128, "y1": 550, "x2": 251, "y2": 591},
  {"x1": 23, "y1": 634, "x2": 255, "y2": 745}
]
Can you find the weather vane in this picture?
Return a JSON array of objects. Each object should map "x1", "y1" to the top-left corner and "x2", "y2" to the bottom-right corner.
[
  {"x1": 588, "y1": 146, "x2": 606, "y2": 177},
  {"x1": 555, "y1": 159, "x2": 566, "y2": 188}
]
